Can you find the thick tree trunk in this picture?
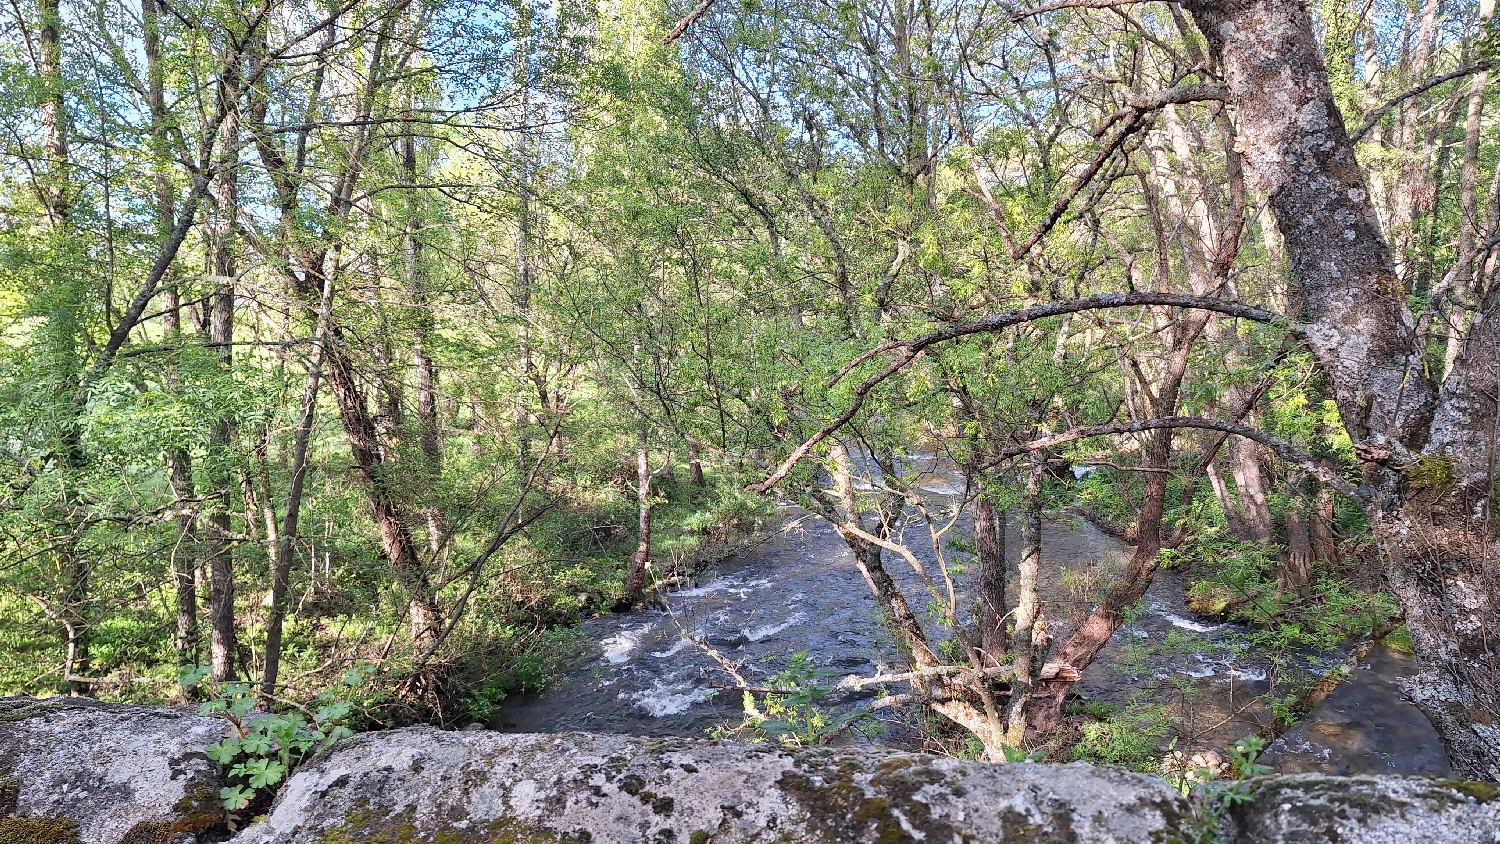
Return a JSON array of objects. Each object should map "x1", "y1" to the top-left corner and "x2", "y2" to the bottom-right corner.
[
  {"x1": 974, "y1": 490, "x2": 1007, "y2": 662},
  {"x1": 1311, "y1": 481, "x2": 1339, "y2": 564},
  {"x1": 319, "y1": 333, "x2": 444, "y2": 651},
  {"x1": 1281, "y1": 492, "x2": 1313, "y2": 597},
  {"x1": 1226, "y1": 431, "x2": 1273, "y2": 542},
  {"x1": 1185, "y1": 0, "x2": 1499, "y2": 778}
]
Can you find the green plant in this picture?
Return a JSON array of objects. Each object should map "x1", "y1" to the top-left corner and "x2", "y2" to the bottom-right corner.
[
  {"x1": 183, "y1": 665, "x2": 365, "y2": 824},
  {"x1": 741, "y1": 651, "x2": 868, "y2": 746},
  {"x1": 1162, "y1": 735, "x2": 1274, "y2": 844},
  {"x1": 1070, "y1": 703, "x2": 1171, "y2": 772}
]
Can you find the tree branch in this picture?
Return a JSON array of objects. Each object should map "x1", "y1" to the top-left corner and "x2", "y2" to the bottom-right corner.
[
  {"x1": 1011, "y1": 0, "x2": 1145, "y2": 20},
  {"x1": 749, "y1": 292, "x2": 1293, "y2": 493},
  {"x1": 1010, "y1": 84, "x2": 1227, "y2": 260},
  {"x1": 1350, "y1": 61, "x2": 1495, "y2": 143},
  {"x1": 972, "y1": 416, "x2": 1359, "y2": 501},
  {"x1": 663, "y1": 0, "x2": 717, "y2": 43}
]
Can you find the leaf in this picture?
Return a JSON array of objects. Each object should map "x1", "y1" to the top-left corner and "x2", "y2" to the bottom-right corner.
[
  {"x1": 314, "y1": 702, "x2": 351, "y2": 725},
  {"x1": 245, "y1": 758, "x2": 287, "y2": 789},
  {"x1": 220, "y1": 785, "x2": 252, "y2": 812},
  {"x1": 178, "y1": 665, "x2": 211, "y2": 688},
  {"x1": 206, "y1": 739, "x2": 241, "y2": 764}
]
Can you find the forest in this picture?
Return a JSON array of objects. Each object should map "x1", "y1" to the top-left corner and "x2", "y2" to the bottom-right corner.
[{"x1": 0, "y1": 0, "x2": 1496, "y2": 797}]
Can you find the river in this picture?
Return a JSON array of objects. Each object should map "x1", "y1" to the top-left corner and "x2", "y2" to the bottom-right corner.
[{"x1": 498, "y1": 472, "x2": 1450, "y2": 776}]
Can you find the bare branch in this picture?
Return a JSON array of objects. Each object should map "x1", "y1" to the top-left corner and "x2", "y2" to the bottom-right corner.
[
  {"x1": 750, "y1": 292, "x2": 1292, "y2": 493},
  {"x1": 663, "y1": 0, "x2": 717, "y2": 44},
  {"x1": 1011, "y1": 0, "x2": 1144, "y2": 21},
  {"x1": 1011, "y1": 84, "x2": 1226, "y2": 260},
  {"x1": 972, "y1": 416, "x2": 1360, "y2": 501},
  {"x1": 1350, "y1": 61, "x2": 1495, "y2": 143}
]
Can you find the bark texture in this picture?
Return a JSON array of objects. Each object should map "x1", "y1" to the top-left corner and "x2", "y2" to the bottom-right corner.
[
  {"x1": 974, "y1": 491, "x2": 1006, "y2": 661},
  {"x1": 1185, "y1": 0, "x2": 1500, "y2": 779}
]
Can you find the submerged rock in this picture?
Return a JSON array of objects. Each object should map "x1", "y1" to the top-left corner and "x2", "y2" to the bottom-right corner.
[
  {"x1": 229, "y1": 729, "x2": 1190, "y2": 843},
  {"x1": 0, "y1": 696, "x2": 225, "y2": 844}
]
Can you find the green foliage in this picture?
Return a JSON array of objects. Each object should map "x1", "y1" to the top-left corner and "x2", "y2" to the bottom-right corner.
[
  {"x1": 1160, "y1": 736, "x2": 1274, "y2": 844},
  {"x1": 184, "y1": 666, "x2": 363, "y2": 821},
  {"x1": 735, "y1": 651, "x2": 871, "y2": 747},
  {"x1": 1069, "y1": 702, "x2": 1172, "y2": 773}
]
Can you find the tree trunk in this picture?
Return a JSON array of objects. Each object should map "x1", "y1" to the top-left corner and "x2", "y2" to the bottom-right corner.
[
  {"x1": 1206, "y1": 456, "x2": 1248, "y2": 539},
  {"x1": 1311, "y1": 480, "x2": 1339, "y2": 564},
  {"x1": 827, "y1": 440, "x2": 938, "y2": 669},
  {"x1": 207, "y1": 107, "x2": 239, "y2": 683},
  {"x1": 625, "y1": 425, "x2": 652, "y2": 602},
  {"x1": 687, "y1": 441, "x2": 706, "y2": 487},
  {"x1": 974, "y1": 489, "x2": 1007, "y2": 662},
  {"x1": 37, "y1": 0, "x2": 68, "y2": 227},
  {"x1": 1026, "y1": 307, "x2": 1209, "y2": 730},
  {"x1": 1281, "y1": 485, "x2": 1313, "y2": 597},
  {"x1": 1004, "y1": 453, "x2": 1046, "y2": 745},
  {"x1": 1442, "y1": 64, "x2": 1491, "y2": 376},
  {"x1": 319, "y1": 332, "x2": 444, "y2": 651},
  {"x1": 403, "y1": 127, "x2": 449, "y2": 557},
  {"x1": 1226, "y1": 430, "x2": 1273, "y2": 542},
  {"x1": 1185, "y1": 0, "x2": 1500, "y2": 779},
  {"x1": 262, "y1": 276, "x2": 331, "y2": 705}
]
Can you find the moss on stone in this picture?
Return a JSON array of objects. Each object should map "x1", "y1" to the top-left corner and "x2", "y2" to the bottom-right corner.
[
  {"x1": 1185, "y1": 583, "x2": 1234, "y2": 617},
  {"x1": 120, "y1": 821, "x2": 173, "y2": 844},
  {"x1": 619, "y1": 774, "x2": 646, "y2": 797},
  {"x1": 0, "y1": 772, "x2": 18, "y2": 817},
  {"x1": 0, "y1": 700, "x2": 60, "y2": 724},
  {"x1": 1431, "y1": 779, "x2": 1498, "y2": 803},
  {"x1": 316, "y1": 799, "x2": 593, "y2": 844},
  {"x1": 0, "y1": 817, "x2": 81, "y2": 844},
  {"x1": 688, "y1": 831, "x2": 710, "y2": 844}
]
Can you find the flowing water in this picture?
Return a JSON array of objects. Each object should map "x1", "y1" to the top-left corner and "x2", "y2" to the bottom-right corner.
[{"x1": 498, "y1": 469, "x2": 1451, "y2": 776}]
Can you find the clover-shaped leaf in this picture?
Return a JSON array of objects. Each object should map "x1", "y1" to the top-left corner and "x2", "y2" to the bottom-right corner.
[
  {"x1": 220, "y1": 785, "x2": 252, "y2": 812},
  {"x1": 240, "y1": 732, "x2": 273, "y2": 756},
  {"x1": 206, "y1": 739, "x2": 241, "y2": 764}
]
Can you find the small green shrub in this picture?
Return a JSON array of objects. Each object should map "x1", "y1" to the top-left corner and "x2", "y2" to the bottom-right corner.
[
  {"x1": 182, "y1": 665, "x2": 365, "y2": 824},
  {"x1": 1070, "y1": 704, "x2": 1171, "y2": 773}
]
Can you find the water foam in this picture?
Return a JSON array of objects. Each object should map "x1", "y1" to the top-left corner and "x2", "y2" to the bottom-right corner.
[
  {"x1": 600, "y1": 623, "x2": 656, "y2": 664},
  {"x1": 631, "y1": 681, "x2": 713, "y2": 717},
  {"x1": 743, "y1": 612, "x2": 808, "y2": 642},
  {"x1": 650, "y1": 637, "x2": 692, "y2": 659},
  {"x1": 1150, "y1": 604, "x2": 1227, "y2": 633}
]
